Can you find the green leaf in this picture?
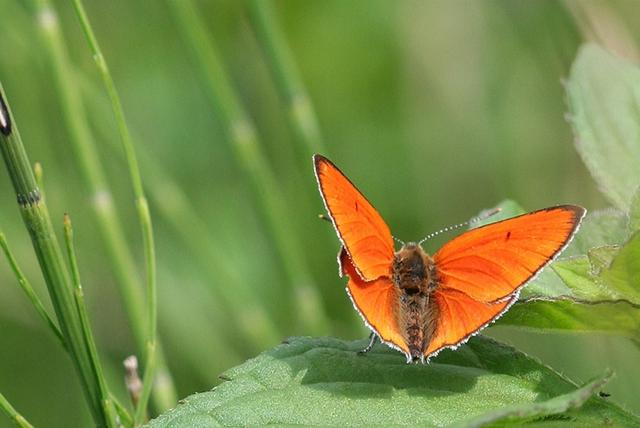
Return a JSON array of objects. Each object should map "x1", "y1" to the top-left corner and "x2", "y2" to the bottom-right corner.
[
  {"x1": 501, "y1": 299, "x2": 640, "y2": 338},
  {"x1": 561, "y1": 209, "x2": 627, "y2": 257},
  {"x1": 552, "y1": 256, "x2": 617, "y2": 301},
  {"x1": 147, "y1": 337, "x2": 637, "y2": 427},
  {"x1": 588, "y1": 245, "x2": 620, "y2": 276},
  {"x1": 454, "y1": 371, "x2": 611, "y2": 427},
  {"x1": 600, "y1": 231, "x2": 640, "y2": 305},
  {"x1": 566, "y1": 44, "x2": 640, "y2": 210},
  {"x1": 628, "y1": 186, "x2": 640, "y2": 233}
]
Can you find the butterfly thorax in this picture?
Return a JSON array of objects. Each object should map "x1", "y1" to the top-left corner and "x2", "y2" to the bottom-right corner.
[{"x1": 392, "y1": 243, "x2": 439, "y2": 362}]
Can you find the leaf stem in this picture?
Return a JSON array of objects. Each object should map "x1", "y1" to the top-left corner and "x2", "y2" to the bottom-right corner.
[{"x1": 0, "y1": 393, "x2": 34, "y2": 428}]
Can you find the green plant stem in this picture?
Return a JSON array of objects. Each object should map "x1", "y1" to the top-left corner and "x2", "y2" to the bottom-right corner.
[
  {"x1": 63, "y1": 214, "x2": 119, "y2": 428},
  {"x1": 134, "y1": 341, "x2": 156, "y2": 424},
  {"x1": 245, "y1": 0, "x2": 326, "y2": 157},
  {"x1": 33, "y1": 162, "x2": 44, "y2": 197},
  {"x1": 167, "y1": 0, "x2": 329, "y2": 335},
  {"x1": 68, "y1": 0, "x2": 158, "y2": 417},
  {"x1": 133, "y1": 199, "x2": 156, "y2": 426},
  {"x1": 112, "y1": 393, "x2": 133, "y2": 427},
  {"x1": 145, "y1": 167, "x2": 282, "y2": 349},
  {"x1": 0, "y1": 232, "x2": 65, "y2": 348},
  {"x1": 0, "y1": 85, "x2": 107, "y2": 425},
  {"x1": 33, "y1": 0, "x2": 177, "y2": 411},
  {"x1": 0, "y1": 393, "x2": 34, "y2": 428},
  {"x1": 78, "y1": 69, "x2": 282, "y2": 352}
]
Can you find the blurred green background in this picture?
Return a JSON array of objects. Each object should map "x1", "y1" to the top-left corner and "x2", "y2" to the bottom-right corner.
[{"x1": 1, "y1": 0, "x2": 639, "y2": 426}]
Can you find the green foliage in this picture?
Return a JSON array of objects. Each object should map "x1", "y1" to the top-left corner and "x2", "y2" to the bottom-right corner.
[
  {"x1": 501, "y1": 208, "x2": 640, "y2": 340},
  {"x1": 149, "y1": 41, "x2": 640, "y2": 426},
  {"x1": 497, "y1": 45, "x2": 640, "y2": 345},
  {"x1": 567, "y1": 44, "x2": 640, "y2": 211},
  {"x1": 2, "y1": 0, "x2": 640, "y2": 425},
  {"x1": 147, "y1": 337, "x2": 636, "y2": 427}
]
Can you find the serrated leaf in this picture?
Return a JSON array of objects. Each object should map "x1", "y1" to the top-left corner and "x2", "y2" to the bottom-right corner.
[
  {"x1": 566, "y1": 44, "x2": 640, "y2": 210},
  {"x1": 454, "y1": 371, "x2": 611, "y2": 427},
  {"x1": 588, "y1": 245, "x2": 619, "y2": 275},
  {"x1": 562, "y1": 209, "x2": 627, "y2": 257},
  {"x1": 147, "y1": 337, "x2": 637, "y2": 427},
  {"x1": 600, "y1": 231, "x2": 640, "y2": 305},
  {"x1": 552, "y1": 256, "x2": 619, "y2": 301}
]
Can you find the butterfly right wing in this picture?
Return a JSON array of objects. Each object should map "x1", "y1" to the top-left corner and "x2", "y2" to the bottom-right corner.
[
  {"x1": 314, "y1": 155, "x2": 395, "y2": 281},
  {"x1": 424, "y1": 289, "x2": 514, "y2": 359},
  {"x1": 424, "y1": 205, "x2": 585, "y2": 359},
  {"x1": 433, "y1": 205, "x2": 585, "y2": 303}
]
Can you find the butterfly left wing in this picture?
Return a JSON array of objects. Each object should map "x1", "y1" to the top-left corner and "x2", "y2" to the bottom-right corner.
[
  {"x1": 424, "y1": 205, "x2": 585, "y2": 359},
  {"x1": 314, "y1": 155, "x2": 395, "y2": 282},
  {"x1": 340, "y1": 248, "x2": 409, "y2": 354}
]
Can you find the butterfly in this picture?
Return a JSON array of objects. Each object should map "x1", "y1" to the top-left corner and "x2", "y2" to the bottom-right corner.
[{"x1": 313, "y1": 154, "x2": 585, "y2": 363}]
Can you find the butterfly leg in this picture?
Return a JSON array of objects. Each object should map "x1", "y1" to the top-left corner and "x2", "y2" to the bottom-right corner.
[{"x1": 358, "y1": 332, "x2": 378, "y2": 355}]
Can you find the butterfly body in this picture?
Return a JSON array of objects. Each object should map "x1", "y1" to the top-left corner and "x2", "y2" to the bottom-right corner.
[
  {"x1": 314, "y1": 154, "x2": 585, "y2": 363},
  {"x1": 392, "y1": 243, "x2": 439, "y2": 362}
]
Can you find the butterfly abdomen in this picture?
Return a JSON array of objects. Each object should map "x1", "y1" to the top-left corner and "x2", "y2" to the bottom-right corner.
[
  {"x1": 399, "y1": 295, "x2": 439, "y2": 361},
  {"x1": 392, "y1": 243, "x2": 439, "y2": 361}
]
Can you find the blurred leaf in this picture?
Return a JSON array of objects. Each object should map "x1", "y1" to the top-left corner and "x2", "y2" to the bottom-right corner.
[
  {"x1": 567, "y1": 44, "x2": 640, "y2": 211},
  {"x1": 629, "y1": 186, "x2": 640, "y2": 232},
  {"x1": 147, "y1": 336, "x2": 636, "y2": 427}
]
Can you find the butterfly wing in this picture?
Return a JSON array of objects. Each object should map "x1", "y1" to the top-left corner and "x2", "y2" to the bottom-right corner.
[
  {"x1": 424, "y1": 290, "x2": 515, "y2": 357},
  {"x1": 314, "y1": 155, "x2": 395, "y2": 281},
  {"x1": 434, "y1": 205, "x2": 586, "y2": 303},
  {"x1": 423, "y1": 205, "x2": 585, "y2": 358},
  {"x1": 340, "y1": 248, "x2": 408, "y2": 354}
]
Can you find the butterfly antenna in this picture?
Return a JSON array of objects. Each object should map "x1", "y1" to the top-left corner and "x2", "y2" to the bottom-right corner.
[
  {"x1": 318, "y1": 214, "x2": 332, "y2": 223},
  {"x1": 393, "y1": 236, "x2": 405, "y2": 246},
  {"x1": 418, "y1": 207, "x2": 502, "y2": 245}
]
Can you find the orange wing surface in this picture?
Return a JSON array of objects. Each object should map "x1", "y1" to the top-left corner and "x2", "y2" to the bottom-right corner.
[
  {"x1": 340, "y1": 248, "x2": 408, "y2": 353},
  {"x1": 434, "y1": 205, "x2": 585, "y2": 303},
  {"x1": 314, "y1": 155, "x2": 395, "y2": 281},
  {"x1": 424, "y1": 290, "x2": 514, "y2": 357}
]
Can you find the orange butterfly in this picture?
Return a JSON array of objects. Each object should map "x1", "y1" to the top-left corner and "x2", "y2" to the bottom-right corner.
[{"x1": 313, "y1": 154, "x2": 585, "y2": 363}]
